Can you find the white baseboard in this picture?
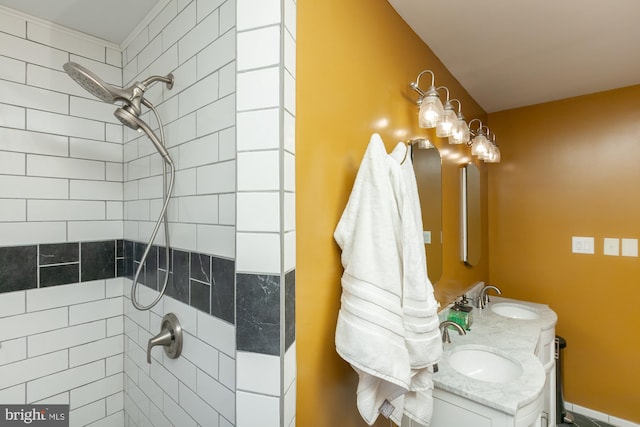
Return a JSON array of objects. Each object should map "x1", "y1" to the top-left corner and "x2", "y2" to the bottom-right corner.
[{"x1": 565, "y1": 402, "x2": 639, "y2": 427}]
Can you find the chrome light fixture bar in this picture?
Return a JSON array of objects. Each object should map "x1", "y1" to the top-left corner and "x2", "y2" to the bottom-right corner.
[{"x1": 409, "y1": 69, "x2": 500, "y2": 163}]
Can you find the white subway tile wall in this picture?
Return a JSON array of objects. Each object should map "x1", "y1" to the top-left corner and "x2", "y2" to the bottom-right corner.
[
  {"x1": 118, "y1": 0, "x2": 243, "y2": 426},
  {"x1": 122, "y1": 0, "x2": 236, "y2": 261},
  {"x1": 236, "y1": 391, "x2": 280, "y2": 426},
  {"x1": 0, "y1": 0, "x2": 297, "y2": 425},
  {"x1": 123, "y1": 280, "x2": 235, "y2": 427},
  {"x1": 235, "y1": 0, "x2": 297, "y2": 425},
  {"x1": 0, "y1": 279, "x2": 125, "y2": 427},
  {"x1": 0, "y1": 8, "x2": 123, "y2": 247},
  {"x1": 236, "y1": 352, "x2": 280, "y2": 396},
  {"x1": 284, "y1": 344, "x2": 297, "y2": 427}
]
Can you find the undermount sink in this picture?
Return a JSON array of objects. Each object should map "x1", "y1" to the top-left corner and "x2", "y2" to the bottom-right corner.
[
  {"x1": 448, "y1": 346, "x2": 523, "y2": 383},
  {"x1": 491, "y1": 303, "x2": 540, "y2": 320}
]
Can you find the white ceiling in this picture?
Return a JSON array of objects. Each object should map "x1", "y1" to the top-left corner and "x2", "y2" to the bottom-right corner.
[
  {"x1": 0, "y1": 0, "x2": 161, "y2": 45},
  {"x1": 387, "y1": 0, "x2": 640, "y2": 113},
  {"x1": 2, "y1": 1, "x2": 639, "y2": 112}
]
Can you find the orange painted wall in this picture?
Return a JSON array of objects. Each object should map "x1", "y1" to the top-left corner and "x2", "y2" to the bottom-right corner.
[
  {"x1": 487, "y1": 86, "x2": 640, "y2": 423},
  {"x1": 296, "y1": 0, "x2": 488, "y2": 425}
]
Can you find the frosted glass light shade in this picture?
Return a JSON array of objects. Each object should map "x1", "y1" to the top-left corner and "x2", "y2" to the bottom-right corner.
[
  {"x1": 436, "y1": 107, "x2": 457, "y2": 137},
  {"x1": 449, "y1": 118, "x2": 471, "y2": 144},
  {"x1": 478, "y1": 146, "x2": 490, "y2": 161},
  {"x1": 418, "y1": 94, "x2": 444, "y2": 128},
  {"x1": 483, "y1": 144, "x2": 501, "y2": 163},
  {"x1": 471, "y1": 133, "x2": 490, "y2": 157}
]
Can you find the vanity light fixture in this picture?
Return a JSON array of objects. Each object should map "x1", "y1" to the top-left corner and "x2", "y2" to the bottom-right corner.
[
  {"x1": 482, "y1": 131, "x2": 501, "y2": 163},
  {"x1": 472, "y1": 127, "x2": 491, "y2": 158},
  {"x1": 436, "y1": 86, "x2": 458, "y2": 138},
  {"x1": 448, "y1": 99, "x2": 470, "y2": 145},
  {"x1": 409, "y1": 70, "x2": 444, "y2": 129},
  {"x1": 484, "y1": 145, "x2": 501, "y2": 163},
  {"x1": 408, "y1": 69, "x2": 499, "y2": 162},
  {"x1": 468, "y1": 119, "x2": 490, "y2": 158}
]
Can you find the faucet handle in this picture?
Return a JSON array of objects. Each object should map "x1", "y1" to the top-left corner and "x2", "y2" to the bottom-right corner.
[
  {"x1": 147, "y1": 329, "x2": 173, "y2": 364},
  {"x1": 147, "y1": 313, "x2": 183, "y2": 364}
]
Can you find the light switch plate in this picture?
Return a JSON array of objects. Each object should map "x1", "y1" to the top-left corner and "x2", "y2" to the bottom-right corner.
[
  {"x1": 572, "y1": 236, "x2": 594, "y2": 254},
  {"x1": 423, "y1": 231, "x2": 431, "y2": 244},
  {"x1": 603, "y1": 238, "x2": 619, "y2": 256},
  {"x1": 621, "y1": 238, "x2": 638, "y2": 257}
]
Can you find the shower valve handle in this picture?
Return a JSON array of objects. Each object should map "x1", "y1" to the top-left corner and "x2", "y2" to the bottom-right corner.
[{"x1": 147, "y1": 313, "x2": 183, "y2": 364}]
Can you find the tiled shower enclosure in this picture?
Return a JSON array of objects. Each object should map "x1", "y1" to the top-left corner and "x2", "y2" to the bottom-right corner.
[{"x1": 0, "y1": 0, "x2": 296, "y2": 426}]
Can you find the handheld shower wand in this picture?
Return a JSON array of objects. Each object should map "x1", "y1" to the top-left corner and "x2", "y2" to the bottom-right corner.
[
  {"x1": 114, "y1": 105, "x2": 172, "y2": 162},
  {"x1": 63, "y1": 61, "x2": 176, "y2": 311}
]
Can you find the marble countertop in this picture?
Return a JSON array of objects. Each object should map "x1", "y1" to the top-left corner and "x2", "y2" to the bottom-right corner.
[{"x1": 433, "y1": 295, "x2": 558, "y2": 415}]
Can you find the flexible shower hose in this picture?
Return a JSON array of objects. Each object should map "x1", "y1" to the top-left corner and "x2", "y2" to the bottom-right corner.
[{"x1": 130, "y1": 103, "x2": 175, "y2": 311}]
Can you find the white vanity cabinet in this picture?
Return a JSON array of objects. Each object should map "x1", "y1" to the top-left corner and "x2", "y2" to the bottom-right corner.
[
  {"x1": 430, "y1": 294, "x2": 558, "y2": 427},
  {"x1": 535, "y1": 325, "x2": 557, "y2": 426},
  {"x1": 431, "y1": 387, "x2": 543, "y2": 427}
]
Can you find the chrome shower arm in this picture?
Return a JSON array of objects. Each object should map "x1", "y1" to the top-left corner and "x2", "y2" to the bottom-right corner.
[
  {"x1": 141, "y1": 73, "x2": 174, "y2": 90},
  {"x1": 116, "y1": 74, "x2": 174, "y2": 115}
]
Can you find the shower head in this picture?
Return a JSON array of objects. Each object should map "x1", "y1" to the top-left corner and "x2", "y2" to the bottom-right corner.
[
  {"x1": 63, "y1": 62, "x2": 174, "y2": 117},
  {"x1": 63, "y1": 61, "x2": 175, "y2": 163},
  {"x1": 63, "y1": 62, "x2": 129, "y2": 104}
]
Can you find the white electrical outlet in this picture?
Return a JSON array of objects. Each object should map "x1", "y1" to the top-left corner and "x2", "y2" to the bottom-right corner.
[
  {"x1": 572, "y1": 236, "x2": 594, "y2": 254},
  {"x1": 603, "y1": 238, "x2": 620, "y2": 256},
  {"x1": 621, "y1": 238, "x2": 638, "y2": 257}
]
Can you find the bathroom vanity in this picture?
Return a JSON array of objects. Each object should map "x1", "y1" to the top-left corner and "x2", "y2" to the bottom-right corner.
[{"x1": 431, "y1": 293, "x2": 558, "y2": 427}]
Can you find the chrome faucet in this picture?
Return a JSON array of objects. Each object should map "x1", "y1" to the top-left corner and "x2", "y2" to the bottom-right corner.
[
  {"x1": 477, "y1": 285, "x2": 502, "y2": 309},
  {"x1": 439, "y1": 320, "x2": 466, "y2": 343}
]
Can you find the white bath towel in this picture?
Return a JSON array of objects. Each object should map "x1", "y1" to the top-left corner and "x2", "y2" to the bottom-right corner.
[{"x1": 334, "y1": 134, "x2": 442, "y2": 426}]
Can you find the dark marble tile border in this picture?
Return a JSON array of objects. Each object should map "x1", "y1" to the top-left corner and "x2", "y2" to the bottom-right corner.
[
  {"x1": 0, "y1": 241, "x2": 119, "y2": 294},
  {"x1": 40, "y1": 242, "x2": 79, "y2": 265},
  {"x1": 212, "y1": 257, "x2": 235, "y2": 324},
  {"x1": 1, "y1": 240, "x2": 297, "y2": 357},
  {"x1": 0, "y1": 245, "x2": 37, "y2": 293},
  {"x1": 236, "y1": 274, "x2": 280, "y2": 355},
  {"x1": 128, "y1": 242, "x2": 235, "y2": 325},
  {"x1": 39, "y1": 243, "x2": 81, "y2": 287},
  {"x1": 235, "y1": 269, "x2": 296, "y2": 356},
  {"x1": 82, "y1": 241, "x2": 116, "y2": 282},
  {"x1": 0, "y1": 240, "x2": 237, "y2": 326},
  {"x1": 285, "y1": 269, "x2": 296, "y2": 351}
]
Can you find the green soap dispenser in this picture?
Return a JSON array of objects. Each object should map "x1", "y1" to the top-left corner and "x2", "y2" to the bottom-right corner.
[
  {"x1": 447, "y1": 294, "x2": 474, "y2": 331},
  {"x1": 459, "y1": 294, "x2": 474, "y2": 330}
]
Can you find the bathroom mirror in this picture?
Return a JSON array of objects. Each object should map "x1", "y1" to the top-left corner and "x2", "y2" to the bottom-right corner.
[
  {"x1": 412, "y1": 144, "x2": 443, "y2": 284},
  {"x1": 461, "y1": 162, "x2": 481, "y2": 266}
]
